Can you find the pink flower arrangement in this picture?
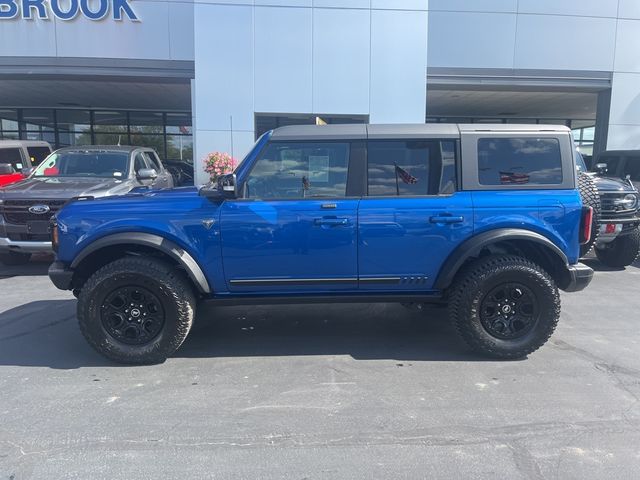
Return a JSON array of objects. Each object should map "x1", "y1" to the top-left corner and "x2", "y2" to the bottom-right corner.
[{"x1": 204, "y1": 152, "x2": 236, "y2": 181}]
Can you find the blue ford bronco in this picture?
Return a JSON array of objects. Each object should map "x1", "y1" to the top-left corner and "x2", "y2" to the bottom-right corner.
[{"x1": 49, "y1": 124, "x2": 594, "y2": 364}]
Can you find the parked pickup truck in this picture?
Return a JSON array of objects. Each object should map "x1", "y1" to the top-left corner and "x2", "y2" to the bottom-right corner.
[
  {"x1": 48, "y1": 124, "x2": 594, "y2": 364},
  {"x1": 0, "y1": 145, "x2": 173, "y2": 265}
]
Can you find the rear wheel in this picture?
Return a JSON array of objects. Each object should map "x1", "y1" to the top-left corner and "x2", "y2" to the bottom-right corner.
[
  {"x1": 0, "y1": 252, "x2": 32, "y2": 266},
  {"x1": 595, "y1": 229, "x2": 640, "y2": 268},
  {"x1": 448, "y1": 255, "x2": 560, "y2": 359},
  {"x1": 577, "y1": 173, "x2": 600, "y2": 257},
  {"x1": 77, "y1": 256, "x2": 196, "y2": 364}
]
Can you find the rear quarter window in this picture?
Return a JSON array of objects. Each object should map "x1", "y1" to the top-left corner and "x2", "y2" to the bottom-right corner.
[{"x1": 478, "y1": 137, "x2": 562, "y2": 186}]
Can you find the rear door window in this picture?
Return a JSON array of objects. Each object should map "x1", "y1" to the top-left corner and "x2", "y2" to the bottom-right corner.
[
  {"x1": 478, "y1": 137, "x2": 562, "y2": 186},
  {"x1": 367, "y1": 140, "x2": 457, "y2": 196}
]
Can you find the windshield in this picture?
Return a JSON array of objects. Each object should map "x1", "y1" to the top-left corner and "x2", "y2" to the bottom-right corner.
[{"x1": 32, "y1": 151, "x2": 129, "y2": 178}]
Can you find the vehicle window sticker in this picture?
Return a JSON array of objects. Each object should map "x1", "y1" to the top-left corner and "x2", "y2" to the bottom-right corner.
[{"x1": 308, "y1": 155, "x2": 329, "y2": 183}]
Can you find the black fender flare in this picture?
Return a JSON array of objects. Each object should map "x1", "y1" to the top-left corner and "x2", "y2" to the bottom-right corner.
[
  {"x1": 70, "y1": 232, "x2": 211, "y2": 294},
  {"x1": 433, "y1": 228, "x2": 569, "y2": 290}
]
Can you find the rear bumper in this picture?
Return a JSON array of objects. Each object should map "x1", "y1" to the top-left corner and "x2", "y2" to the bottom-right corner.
[
  {"x1": 564, "y1": 262, "x2": 594, "y2": 293},
  {"x1": 0, "y1": 236, "x2": 53, "y2": 253},
  {"x1": 48, "y1": 261, "x2": 74, "y2": 290}
]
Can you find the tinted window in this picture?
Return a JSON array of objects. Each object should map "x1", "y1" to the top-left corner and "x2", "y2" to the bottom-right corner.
[
  {"x1": 367, "y1": 140, "x2": 456, "y2": 196},
  {"x1": 245, "y1": 142, "x2": 350, "y2": 199},
  {"x1": 32, "y1": 151, "x2": 129, "y2": 178},
  {"x1": 134, "y1": 154, "x2": 148, "y2": 173},
  {"x1": 144, "y1": 152, "x2": 162, "y2": 171},
  {"x1": 0, "y1": 148, "x2": 24, "y2": 171},
  {"x1": 26, "y1": 146, "x2": 51, "y2": 166},
  {"x1": 478, "y1": 138, "x2": 562, "y2": 186}
]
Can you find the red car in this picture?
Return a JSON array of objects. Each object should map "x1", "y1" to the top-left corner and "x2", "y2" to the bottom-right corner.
[{"x1": 0, "y1": 140, "x2": 52, "y2": 187}]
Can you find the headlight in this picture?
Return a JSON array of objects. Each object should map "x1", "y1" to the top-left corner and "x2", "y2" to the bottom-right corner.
[{"x1": 614, "y1": 194, "x2": 639, "y2": 210}]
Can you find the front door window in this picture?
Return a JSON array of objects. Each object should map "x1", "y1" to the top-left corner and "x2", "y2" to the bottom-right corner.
[{"x1": 244, "y1": 142, "x2": 350, "y2": 199}]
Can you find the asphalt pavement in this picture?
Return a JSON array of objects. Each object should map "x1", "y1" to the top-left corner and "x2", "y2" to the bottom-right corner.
[{"x1": 1, "y1": 254, "x2": 639, "y2": 479}]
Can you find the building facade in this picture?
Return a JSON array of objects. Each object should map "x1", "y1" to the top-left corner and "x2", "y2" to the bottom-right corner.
[{"x1": 1, "y1": 0, "x2": 639, "y2": 184}]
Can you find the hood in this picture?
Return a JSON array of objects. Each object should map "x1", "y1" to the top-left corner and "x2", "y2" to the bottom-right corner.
[
  {"x1": 0, "y1": 176, "x2": 131, "y2": 199},
  {"x1": 589, "y1": 174, "x2": 637, "y2": 193}
]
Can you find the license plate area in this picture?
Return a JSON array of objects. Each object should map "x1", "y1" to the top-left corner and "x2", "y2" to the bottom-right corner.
[{"x1": 27, "y1": 221, "x2": 51, "y2": 235}]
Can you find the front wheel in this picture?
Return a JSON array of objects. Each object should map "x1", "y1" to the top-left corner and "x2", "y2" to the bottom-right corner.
[
  {"x1": 595, "y1": 228, "x2": 640, "y2": 268},
  {"x1": 448, "y1": 255, "x2": 560, "y2": 359},
  {"x1": 77, "y1": 256, "x2": 196, "y2": 364}
]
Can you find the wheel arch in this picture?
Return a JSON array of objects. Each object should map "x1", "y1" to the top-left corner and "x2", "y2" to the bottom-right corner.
[
  {"x1": 434, "y1": 228, "x2": 572, "y2": 291},
  {"x1": 70, "y1": 232, "x2": 211, "y2": 294}
]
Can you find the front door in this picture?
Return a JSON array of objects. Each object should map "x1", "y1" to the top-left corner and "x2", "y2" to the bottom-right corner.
[
  {"x1": 220, "y1": 140, "x2": 360, "y2": 293},
  {"x1": 358, "y1": 138, "x2": 474, "y2": 291}
]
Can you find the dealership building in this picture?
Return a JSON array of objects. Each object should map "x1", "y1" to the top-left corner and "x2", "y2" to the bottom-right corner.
[{"x1": 1, "y1": 0, "x2": 640, "y2": 183}]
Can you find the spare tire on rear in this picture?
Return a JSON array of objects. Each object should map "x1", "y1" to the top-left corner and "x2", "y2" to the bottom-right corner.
[{"x1": 577, "y1": 172, "x2": 600, "y2": 257}]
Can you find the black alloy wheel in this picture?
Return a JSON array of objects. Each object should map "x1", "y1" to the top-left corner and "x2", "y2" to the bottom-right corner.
[
  {"x1": 479, "y1": 283, "x2": 538, "y2": 340},
  {"x1": 101, "y1": 286, "x2": 166, "y2": 345}
]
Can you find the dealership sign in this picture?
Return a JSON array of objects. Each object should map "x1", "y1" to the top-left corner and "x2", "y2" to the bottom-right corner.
[{"x1": 0, "y1": 0, "x2": 138, "y2": 21}]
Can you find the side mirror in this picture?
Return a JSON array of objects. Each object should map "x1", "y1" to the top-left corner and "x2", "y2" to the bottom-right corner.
[
  {"x1": 137, "y1": 168, "x2": 158, "y2": 180},
  {"x1": 217, "y1": 173, "x2": 238, "y2": 198},
  {"x1": 21, "y1": 167, "x2": 34, "y2": 176},
  {"x1": 199, "y1": 173, "x2": 238, "y2": 199},
  {"x1": 595, "y1": 163, "x2": 608, "y2": 174},
  {"x1": 0, "y1": 164, "x2": 14, "y2": 175}
]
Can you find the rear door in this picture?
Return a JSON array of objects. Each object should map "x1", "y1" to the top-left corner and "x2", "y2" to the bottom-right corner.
[{"x1": 358, "y1": 138, "x2": 474, "y2": 291}]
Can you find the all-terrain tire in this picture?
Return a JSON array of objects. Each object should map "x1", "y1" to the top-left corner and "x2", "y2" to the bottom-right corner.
[
  {"x1": 0, "y1": 252, "x2": 32, "y2": 266},
  {"x1": 448, "y1": 255, "x2": 560, "y2": 359},
  {"x1": 595, "y1": 228, "x2": 640, "y2": 268},
  {"x1": 577, "y1": 172, "x2": 600, "y2": 257},
  {"x1": 77, "y1": 256, "x2": 196, "y2": 364}
]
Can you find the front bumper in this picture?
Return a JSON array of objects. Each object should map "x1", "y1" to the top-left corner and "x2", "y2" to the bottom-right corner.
[
  {"x1": 48, "y1": 261, "x2": 74, "y2": 290},
  {"x1": 564, "y1": 262, "x2": 594, "y2": 293},
  {"x1": 0, "y1": 216, "x2": 53, "y2": 254},
  {"x1": 0, "y1": 236, "x2": 53, "y2": 253}
]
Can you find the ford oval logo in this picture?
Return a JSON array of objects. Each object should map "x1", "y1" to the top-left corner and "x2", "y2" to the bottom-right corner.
[{"x1": 28, "y1": 205, "x2": 51, "y2": 215}]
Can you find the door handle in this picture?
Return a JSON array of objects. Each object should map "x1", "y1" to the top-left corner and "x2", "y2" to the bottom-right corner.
[
  {"x1": 314, "y1": 217, "x2": 350, "y2": 227},
  {"x1": 429, "y1": 215, "x2": 464, "y2": 224}
]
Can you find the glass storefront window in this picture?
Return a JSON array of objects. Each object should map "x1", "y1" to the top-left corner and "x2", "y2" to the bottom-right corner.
[
  {"x1": 94, "y1": 111, "x2": 128, "y2": 132},
  {"x1": 130, "y1": 111, "x2": 164, "y2": 134},
  {"x1": 130, "y1": 133, "x2": 167, "y2": 158},
  {"x1": 166, "y1": 134, "x2": 193, "y2": 162},
  {"x1": 0, "y1": 108, "x2": 192, "y2": 161},
  {"x1": 0, "y1": 109, "x2": 19, "y2": 133},
  {"x1": 57, "y1": 110, "x2": 91, "y2": 133}
]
